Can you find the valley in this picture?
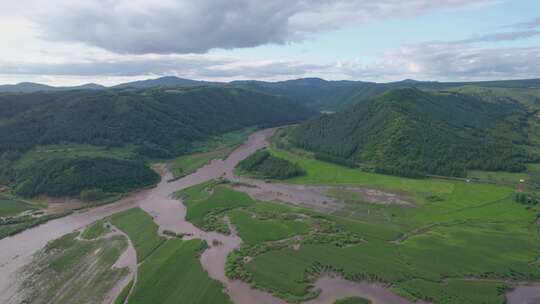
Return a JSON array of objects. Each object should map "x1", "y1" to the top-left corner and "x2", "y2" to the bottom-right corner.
[
  {"x1": 3, "y1": 0, "x2": 540, "y2": 302},
  {"x1": 1, "y1": 126, "x2": 540, "y2": 304},
  {"x1": 1, "y1": 78, "x2": 540, "y2": 304}
]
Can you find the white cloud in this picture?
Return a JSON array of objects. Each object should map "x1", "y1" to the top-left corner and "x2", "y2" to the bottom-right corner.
[
  {"x1": 21, "y1": 0, "x2": 497, "y2": 54},
  {"x1": 339, "y1": 43, "x2": 540, "y2": 81},
  {"x1": 2, "y1": 0, "x2": 539, "y2": 84},
  {"x1": 3, "y1": 41, "x2": 539, "y2": 85}
]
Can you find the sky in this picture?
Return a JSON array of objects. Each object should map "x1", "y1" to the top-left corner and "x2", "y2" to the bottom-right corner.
[{"x1": 0, "y1": 0, "x2": 539, "y2": 86}]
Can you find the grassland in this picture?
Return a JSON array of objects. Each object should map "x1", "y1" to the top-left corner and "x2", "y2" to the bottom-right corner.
[
  {"x1": 168, "y1": 149, "x2": 230, "y2": 179},
  {"x1": 12, "y1": 144, "x2": 138, "y2": 171},
  {"x1": 467, "y1": 170, "x2": 527, "y2": 184},
  {"x1": 128, "y1": 238, "x2": 232, "y2": 304},
  {"x1": 177, "y1": 181, "x2": 255, "y2": 233},
  {"x1": 0, "y1": 193, "x2": 38, "y2": 217},
  {"x1": 109, "y1": 207, "x2": 232, "y2": 304},
  {"x1": 175, "y1": 136, "x2": 540, "y2": 304},
  {"x1": 229, "y1": 209, "x2": 311, "y2": 245},
  {"x1": 0, "y1": 193, "x2": 70, "y2": 240},
  {"x1": 19, "y1": 231, "x2": 129, "y2": 304},
  {"x1": 81, "y1": 220, "x2": 111, "y2": 240},
  {"x1": 397, "y1": 279, "x2": 507, "y2": 304},
  {"x1": 334, "y1": 297, "x2": 371, "y2": 304},
  {"x1": 110, "y1": 208, "x2": 166, "y2": 262}
]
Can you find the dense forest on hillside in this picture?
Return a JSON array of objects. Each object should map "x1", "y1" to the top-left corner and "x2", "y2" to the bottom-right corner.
[
  {"x1": 0, "y1": 87, "x2": 315, "y2": 158},
  {"x1": 0, "y1": 86, "x2": 315, "y2": 198},
  {"x1": 290, "y1": 88, "x2": 535, "y2": 177},
  {"x1": 237, "y1": 149, "x2": 305, "y2": 179},
  {"x1": 14, "y1": 157, "x2": 160, "y2": 198}
]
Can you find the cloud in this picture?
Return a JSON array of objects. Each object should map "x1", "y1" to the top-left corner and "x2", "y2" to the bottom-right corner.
[
  {"x1": 453, "y1": 30, "x2": 540, "y2": 44},
  {"x1": 508, "y1": 16, "x2": 540, "y2": 29},
  {"x1": 0, "y1": 55, "x2": 329, "y2": 81},
  {"x1": 3, "y1": 41, "x2": 539, "y2": 84},
  {"x1": 28, "y1": 0, "x2": 496, "y2": 54},
  {"x1": 340, "y1": 43, "x2": 540, "y2": 81}
]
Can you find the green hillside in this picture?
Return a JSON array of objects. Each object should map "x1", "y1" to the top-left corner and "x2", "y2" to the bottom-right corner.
[
  {"x1": 290, "y1": 88, "x2": 536, "y2": 177},
  {"x1": 233, "y1": 77, "x2": 540, "y2": 111},
  {"x1": 0, "y1": 86, "x2": 315, "y2": 198},
  {"x1": 0, "y1": 86, "x2": 315, "y2": 157},
  {"x1": 13, "y1": 157, "x2": 159, "y2": 198}
]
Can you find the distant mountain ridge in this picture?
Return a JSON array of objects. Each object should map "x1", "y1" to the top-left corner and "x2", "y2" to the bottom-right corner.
[
  {"x1": 111, "y1": 76, "x2": 218, "y2": 89},
  {"x1": 0, "y1": 82, "x2": 106, "y2": 93},
  {"x1": 2, "y1": 76, "x2": 540, "y2": 110}
]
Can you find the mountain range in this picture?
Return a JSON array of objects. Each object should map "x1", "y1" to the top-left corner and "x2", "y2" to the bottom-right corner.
[{"x1": 3, "y1": 76, "x2": 540, "y2": 110}]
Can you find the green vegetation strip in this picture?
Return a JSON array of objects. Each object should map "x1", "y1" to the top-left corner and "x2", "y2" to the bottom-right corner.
[
  {"x1": 110, "y1": 208, "x2": 165, "y2": 262},
  {"x1": 114, "y1": 280, "x2": 134, "y2": 304},
  {"x1": 334, "y1": 297, "x2": 371, "y2": 304},
  {"x1": 81, "y1": 220, "x2": 111, "y2": 240},
  {"x1": 0, "y1": 194, "x2": 38, "y2": 217},
  {"x1": 110, "y1": 207, "x2": 232, "y2": 304}
]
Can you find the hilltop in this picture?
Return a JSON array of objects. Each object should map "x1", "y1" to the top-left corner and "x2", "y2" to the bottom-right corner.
[{"x1": 289, "y1": 88, "x2": 535, "y2": 177}]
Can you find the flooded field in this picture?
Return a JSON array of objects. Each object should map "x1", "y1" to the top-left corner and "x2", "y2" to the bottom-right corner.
[
  {"x1": 506, "y1": 284, "x2": 540, "y2": 304},
  {"x1": 306, "y1": 275, "x2": 427, "y2": 304}
]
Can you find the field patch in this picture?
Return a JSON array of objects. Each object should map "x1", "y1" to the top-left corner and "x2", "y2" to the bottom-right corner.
[
  {"x1": 127, "y1": 239, "x2": 231, "y2": 304},
  {"x1": 0, "y1": 194, "x2": 37, "y2": 217},
  {"x1": 178, "y1": 183, "x2": 255, "y2": 233},
  {"x1": 110, "y1": 208, "x2": 166, "y2": 262},
  {"x1": 229, "y1": 209, "x2": 311, "y2": 245},
  {"x1": 18, "y1": 231, "x2": 129, "y2": 304},
  {"x1": 109, "y1": 207, "x2": 231, "y2": 304}
]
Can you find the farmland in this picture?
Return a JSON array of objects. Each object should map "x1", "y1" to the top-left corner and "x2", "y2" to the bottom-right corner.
[
  {"x1": 17, "y1": 231, "x2": 129, "y2": 304},
  {"x1": 109, "y1": 207, "x2": 232, "y2": 304}
]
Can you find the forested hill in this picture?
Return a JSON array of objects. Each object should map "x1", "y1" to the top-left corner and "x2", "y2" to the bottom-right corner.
[
  {"x1": 232, "y1": 78, "x2": 540, "y2": 111},
  {"x1": 0, "y1": 86, "x2": 316, "y2": 158},
  {"x1": 3, "y1": 76, "x2": 540, "y2": 111},
  {"x1": 289, "y1": 88, "x2": 535, "y2": 177}
]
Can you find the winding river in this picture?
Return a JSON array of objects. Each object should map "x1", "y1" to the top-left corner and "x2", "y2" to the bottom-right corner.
[{"x1": 1, "y1": 128, "x2": 538, "y2": 304}]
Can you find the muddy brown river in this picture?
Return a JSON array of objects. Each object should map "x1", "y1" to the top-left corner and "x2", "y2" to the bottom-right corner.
[{"x1": 1, "y1": 127, "x2": 539, "y2": 304}]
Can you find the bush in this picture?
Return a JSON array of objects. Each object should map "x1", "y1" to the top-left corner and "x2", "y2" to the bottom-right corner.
[
  {"x1": 238, "y1": 149, "x2": 305, "y2": 179},
  {"x1": 314, "y1": 153, "x2": 358, "y2": 168},
  {"x1": 80, "y1": 188, "x2": 109, "y2": 202}
]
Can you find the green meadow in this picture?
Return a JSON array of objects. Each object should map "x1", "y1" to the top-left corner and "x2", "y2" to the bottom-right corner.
[
  {"x1": 0, "y1": 194, "x2": 38, "y2": 217},
  {"x1": 80, "y1": 220, "x2": 111, "y2": 240},
  {"x1": 229, "y1": 209, "x2": 311, "y2": 245},
  {"x1": 14, "y1": 144, "x2": 136, "y2": 167},
  {"x1": 111, "y1": 208, "x2": 166, "y2": 262},
  {"x1": 176, "y1": 142, "x2": 540, "y2": 304},
  {"x1": 109, "y1": 207, "x2": 231, "y2": 304}
]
